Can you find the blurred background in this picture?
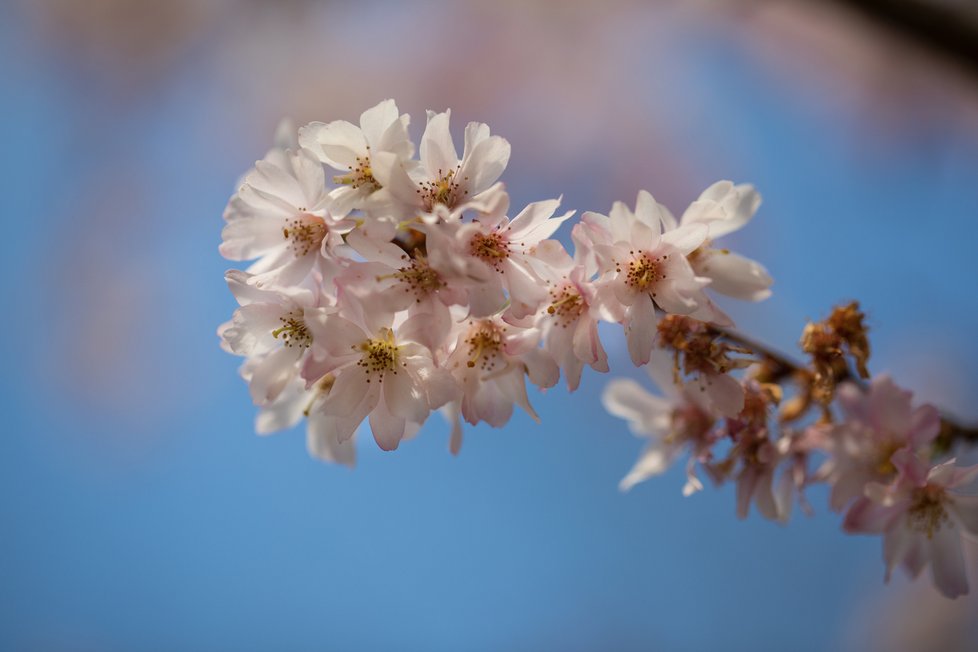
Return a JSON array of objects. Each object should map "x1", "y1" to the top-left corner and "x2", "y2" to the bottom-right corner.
[{"x1": 2, "y1": 0, "x2": 978, "y2": 650}]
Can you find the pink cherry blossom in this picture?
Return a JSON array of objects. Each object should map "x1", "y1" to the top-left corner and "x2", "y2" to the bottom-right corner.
[
  {"x1": 580, "y1": 190, "x2": 710, "y2": 366},
  {"x1": 298, "y1": 99, "x2": 414, "y2": 218},
  {"x1": 844, "y1": 450, "x2": 978, "y2": 598}
]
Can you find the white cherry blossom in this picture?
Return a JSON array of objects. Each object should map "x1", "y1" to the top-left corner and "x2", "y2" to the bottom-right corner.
[
  {"x1": 221, "y1": 147, "x2": 350, "y2": 287},
  {"x1": 372, "y1": 109, "x2": 510, "y2": 217},
  {"x1": 581, "y1": 190, "x2": 710, "y2": 366},
  {"x1": 298, "y1": 99, "x2": 414, "y2": 218}
]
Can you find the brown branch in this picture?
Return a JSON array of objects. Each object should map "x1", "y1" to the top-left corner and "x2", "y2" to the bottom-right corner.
[{"x1": 714, "y1": 326, "x2": 978, "y2": 448}]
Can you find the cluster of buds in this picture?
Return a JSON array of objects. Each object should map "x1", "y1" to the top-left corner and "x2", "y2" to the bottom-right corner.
[{"x1": 219, "y1": 100, "x2": 977, "y2": 599}]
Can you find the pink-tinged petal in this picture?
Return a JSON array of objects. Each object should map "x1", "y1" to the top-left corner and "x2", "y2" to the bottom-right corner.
[
  {"x1": 633, "y1": 190, "x2": 663, "y2": 234},
  {"x1": 696, "y1": 373, "x2": 744, "y2": 419},
  {"x1": 420, "y1": 110, "x2": 458, "y2": 178},
  {"x1": 222, "y1": 304, "x2": 282, "y2": 356},
  {"x1": 459, "y1": 132, "x2": 510, "y2": 196},
  {"x1": 345, "y1": 227, "x2": 406, "y2": 267},
  {"x1": 308, "y1": 315, "x2": 367, "y2": 361},
  {"x1": 606, "y1": 201, "x2": 633, "y2": 245},
  {"x1": 370, "y1": 151, "x2": 421, "y2": 206},
  {"x1": 497, "y1": 369, "x2": 539, "y2": 423},
  {"x1": 843, "y1": 496, "x2": 904, "y2": 534},
  {"x1": 661, "y1": 222, "x2": 708, "y2": 255},
  {"x1": 708, "y1": 184, "x2": 761, "y2": 239},
  {"x1": 629, "y1": 219, "x2": 656, "y2": 252},
  {"x1": 882, "y1": 527, "x2": 914, "y2": 582},
  {"x1": 625, "y1": 294, "x2": 657, "y2": 366},
  {"x1": 462, "y1": 121, "x2": 490, "y2": 155},
  {"x1": 523, "y1": 348, "x2": 559, "y2": 389},
  {"x1": 320, "y1": 369, "x2": 376, "y2": 419},
  {"x1": 383, "y1": 366, "x2": 429, "y2": 424},
  {"x1": 620, "y1": 444, "x2": 680, "y2": 491},
  {"x1": 463, "y1": 376, "x2": 513, "y2": 427},
  {"x1": 754, "y1": 469, "x2": 780, "y2": 521},
  {"x1": 508, "y1": 198, "x2": 562, "y2": 241},
  {"x1": 571, "y1": 316, "x2": 601, "y2": 366},
  {"x1": 503, "y1": 261, "x2": 547, "y2": 319},
  {"x1": 928, "y1": 525, "x2": 970, "y2": 598},
  {"x1": 602, "y1": 379, "x2": 672, "y2": 436},
  {"x1": 867, "y1": 376, "x2": 913, "y2": 436},
  {"x1": 420, "y1": 366, "x2": 459, "y2": 410},
  {"x1": 358, "y1": 99, "x2": 399, "y2": 149},
  {"x1": 248, "y1": 346, "x2": 302, "y2": 405},
  {"x1": 306, "y1": 411, "x2": 356, "y2": 468},
  {"x1": 561, "y1": 356, "x2": 585, "y2": 393},
  {"x1": 444, "y1": 402, "x2": 464, "y2": 455},
  {"x1": 466, "y1": 280, "x2": 508, "y2": 318},
  {"x1": 892, "y1": 449, "x2": 930, "y2": 487},
  {"x1": 908, "y1": 404, "x2": 941, "y2": 448},
  {"x1": 250, "y1": 249, "x2": 316, "y2": 288},
  {"x1": 369, "y1": 395, "x2": 407, "y2": 451},
  {"x1": 736, "y1": 470, "x2": 759, "y2": 519},
  {"x1": 298, "y1": 119, "x2": 366, "y2": 170},
  {"x1": 947, "y1": 494, "x2": 978, "y2": 534},
  {"x1": 220, "y1": 204, "x2": 290, "y2": 260},
  {"x1": 693, "y1": 250, "x2": 772, "y2": 302},
  {"x1": 775, "y1": 470, "x2": 795, "y2": 523},
  {"x1": 255, "y1": 382, "x2": 307, "y2": 435},
  {"x1": 901, "y1": 536, "x2": 927, "y2": 579}
]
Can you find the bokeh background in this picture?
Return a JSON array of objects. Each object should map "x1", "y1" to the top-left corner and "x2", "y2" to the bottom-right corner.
[{"x1": 2, "y1": 1, "x2": 978, "y2": 650}]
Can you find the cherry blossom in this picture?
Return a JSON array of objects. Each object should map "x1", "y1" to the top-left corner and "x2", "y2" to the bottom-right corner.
[
  {"x1": 580, "y1": 190, "x2": 710, "y2": 366},
  {"x1": 298, "y1": 99, "x2": 414, "y2": 218},
  {"x1": 221, "y1": 147, "x2": 350, "y2": 288},
  {"x1": 844, "y1": 450, "x2": 978, "y2": 598}
]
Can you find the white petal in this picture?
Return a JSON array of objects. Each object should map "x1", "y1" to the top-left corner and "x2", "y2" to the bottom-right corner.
[
  {"x1": 420, "y1": 110, "x2": 458, "y2": 178},
  {"x1": 369, "y1": 396, "x2": 407, "y2": 451},
  {"x1": 928, "y1": 525, "x2": 969, "y2": 598},
  {"x1": 619, "y1": 443, "x2": 679, "y2": 491},
  {"x1": 298, "y1": 120, "x2": 366, "y2": 170},
  {"x1": 694, "y1": 250, "x2": 772, "y2": 302}
]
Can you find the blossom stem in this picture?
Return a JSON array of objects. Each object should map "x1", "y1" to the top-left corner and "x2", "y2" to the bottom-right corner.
[{"x1": 714, "y1": 326, "x2": 978, "y2": 447}]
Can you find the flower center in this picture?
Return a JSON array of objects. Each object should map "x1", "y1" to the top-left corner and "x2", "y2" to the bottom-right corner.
[
  {"x1": 469, "y1": 231, "x2": 510, "y2": 270},
  {"x1": 393, "y1": 255, "x2": 445, "y2": 301},
  {"x1": 355, "y1": 329, "x2": 402, "y2": 380},
  {"x1": 333, "y1": 153, "x2": 380, "y2": 191},
  {"x1": 271, "y1": 311, "x2": 311, "y2": 348},
  {"x1": 907, "y1": 485, "x2": 950, "y2": 538},
  {"x1": 419, "y1": 167, "x2": 468, "y2": 210},
  {"x1": 547, "y1": 283, "x2": 585, "y2": 326},
  {"x1": 465, "y1": 321, "x2": 504, "y2": 370},
  {"x1": 621, "y1": 251, "x2": 666, "y2": 292},
  {"x1": 282, "y1": 214, "x2": 327, "y2": 257}
]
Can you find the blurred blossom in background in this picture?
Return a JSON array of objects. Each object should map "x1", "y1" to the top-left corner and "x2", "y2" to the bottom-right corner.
[{"x1": 2, "y1": 0, "x2": 978, "y2": 650}]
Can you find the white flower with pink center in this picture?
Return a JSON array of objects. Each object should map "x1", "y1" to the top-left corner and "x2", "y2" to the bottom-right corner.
[
  {"x1": 218, "y1": 270, "x2": 327, "y2": 406},
  {"x1": 445, "y1": 316, "x2": 558, "y2": 429},
  {"x1": 524, "y1": 239, "x2": 616, "y2": 392},
  {"x1": 603, "y1": 359, "x2": 717, "y2": 494},
  {"x1": 371, "y1": 109, "x2": 510, "y2": 217},
  {"x1": 424, "y1": 191, "x2": 575, "y2": 319},
  {"x1": 581, "y1": 190, "x2": 710, "y2": 366},
  {"x1": 819, "y1": 376, "x2": 941, "y2": 511},
  {"x1": 298, "y1": 99, "x2": 414, "y2": 218},
  {"x1": 304, "y1": 307, "x2": 457, "y2": 451},
  {"x1": 220, "y1": 147, "x2": 350, "y2": 287},
  {"x1": 844, "y1": 450, "x2": 978, "y2": 598}
]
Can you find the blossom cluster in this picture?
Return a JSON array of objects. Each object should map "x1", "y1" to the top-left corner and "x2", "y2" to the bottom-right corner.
[
  {"x1": 604, "y1": 308, "x2": 978, "y2": 599},
  {"x1": 219, "y1": 100, "x2": 977, "y2": 598}
]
